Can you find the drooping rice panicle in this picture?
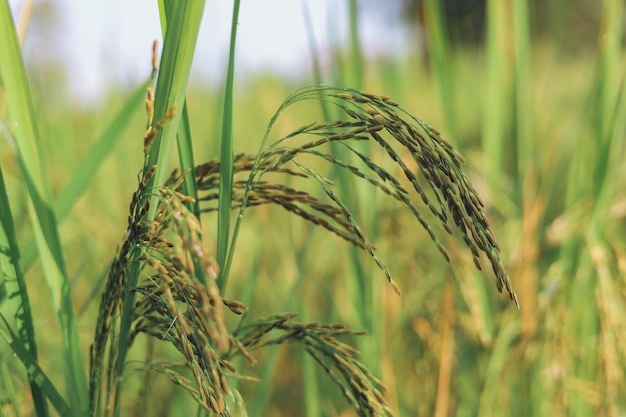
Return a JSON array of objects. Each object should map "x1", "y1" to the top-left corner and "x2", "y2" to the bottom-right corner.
[
  {"x1": 194, "y1": 86, "x2": 518, "y2": 306},
  {"x1": 227, "y1": 313, "x2": 393, "y2": 417}
]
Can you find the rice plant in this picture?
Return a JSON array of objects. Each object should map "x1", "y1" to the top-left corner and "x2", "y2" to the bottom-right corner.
[
  {"x1": 0, "y1": 1, "x2": 521, "y2": 416},
  {"x1": 86, "y1": 84, "x2": 517, "y2": 416}
]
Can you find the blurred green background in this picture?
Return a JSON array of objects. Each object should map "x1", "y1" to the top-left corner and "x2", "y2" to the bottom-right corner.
[{"x1": 1, "y1": 0, "x2": 625, "y2": 416}]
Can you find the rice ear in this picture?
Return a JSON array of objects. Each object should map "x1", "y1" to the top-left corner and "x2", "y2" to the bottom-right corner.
[{"x1": 194, "y1": 86, "x2": 518, "y2": 307}]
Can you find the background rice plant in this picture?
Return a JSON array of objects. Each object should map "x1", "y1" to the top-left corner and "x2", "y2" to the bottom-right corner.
[{"x1": 1, "y1": 0, "x2": 625, "y2": 416}]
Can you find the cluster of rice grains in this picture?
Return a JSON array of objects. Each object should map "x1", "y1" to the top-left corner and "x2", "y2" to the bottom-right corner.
[
  {"x1": 196, "y1": 86, "x2": 518, "y2": 307},
  {"x1": 88, "y1": 165, "x2": 242, "y2": 414},
  {"x1": 226, "y1": 314, "x2": 393, "y2": 416},
  {"x1": 89, "y1": 98, "x2": 243, "y2": 415},
  {"x1": 89, "y1": 85, "x2": 517, "y2": 417}
]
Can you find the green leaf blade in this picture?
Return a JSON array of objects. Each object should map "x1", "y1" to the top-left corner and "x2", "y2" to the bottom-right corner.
[{"x1": 0, "y1": 3, "x2": 88, "y2": 415}]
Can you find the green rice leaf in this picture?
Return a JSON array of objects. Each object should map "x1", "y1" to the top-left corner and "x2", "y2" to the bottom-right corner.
[
  {"x1": 145, "y1": 0, "x2": 205, "y2": 194},
  {"x1": 156, "y1": 0, "x2": 200, "y2": 218},
  {"x1": 217, "y1": 0, "x2": 241, "y2": 292},
  {"x1": 0, "y1": 167, "x2": 49, "y2": 416},
  {"x1": 111, "y1": 1, "x2": 206, "y2": 414},
  {"x1": 0, "y1": 3, "x2": 88, "y2": 414},
  {"x1": 20, "y1": 79, "x2": 152, "y2": 271},
  {"x1": 0, "y1": 314, "x2": 71, "y2": 416}
]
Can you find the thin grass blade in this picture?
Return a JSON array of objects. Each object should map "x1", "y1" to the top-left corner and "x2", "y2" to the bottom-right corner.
[
  {"x1": 19, "y1": 79, "x2": 152, "y2": 271},
  {"x1": 112, "y1": 1, "x2": 206, "y2": 414},
  {"x1": 0, "y1": 3, "x2": 88, "y2": 414},
  {"x1": 348, "y1": 0, "x2": 364, "y2": 89},
  {"x1": 0, "y1": 167, "x2": 49, "y2": 416},
  {"x1": 0, "y1": 357, "x2": 20, "y2": 417},
  {"x1": 0, "y1": 315, "x2": 72, "y2": 416},
  {"x1": 145, "y1": 0, "x2": 205, "y2": 193},
  {"x1": 217, "y1": 0, "x2": 242, "y2": 293},
  {"x1": 483, "y1": 0, "x2": 509, "y2": 191},
  {"x1": 156, "y1": 1, "x2": 201, "y2": 218},
  {"x1": 157, "y1": 2, "x2": 205, "y2": 292},
  {"x1": 423, "y1": 0, "x2": 457, "y2": 138}
]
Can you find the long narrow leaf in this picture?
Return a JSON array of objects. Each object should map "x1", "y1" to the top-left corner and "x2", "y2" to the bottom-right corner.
[
  {"x1": 348, "y1": 0, "x2": 363, "y2": 89},
  {"x1": 423, "y1": 0, "x2": 457, "y2": 139},
  {"x1": 0, "y1": 358, "x2": 20, "y2": 417},
  {"x1": 483, "y1": 0, "x2": 508, "y2": 191},
  {"x1": 157, "y1": 1, "x2": 205, "y2": 290},
  {"x1": 0, "y1": 315, "x2": 71, "y2": 416},
  {"x1": 19, "y1": 79, "x2": 152, "y2": 271},
  {"x1": 0, "y1": 3, "x2": 88, "y2": 414},
  {"x1": 156, "y1": 0, "x2": 201, "y2": 219},
  {"x1": 217, "y1": 0, "x2": 241, "y2": 292},
  {"x1": 112, "y1": 1, "x2": 206, "y2": 414},
  {"x1": 0, "y1": 167, "x2": 48, "y2": 416},
  {"x1": 177, "y1": 103, "x2": 201, "y2": 215},
  {"x1": 146, "y1": 0, "x2": 205, "y2": 192}
]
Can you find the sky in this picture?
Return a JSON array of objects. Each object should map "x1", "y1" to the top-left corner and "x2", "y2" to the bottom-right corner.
[{"x1": 8, "y1": 0, "x2": 412, "y2": 104}]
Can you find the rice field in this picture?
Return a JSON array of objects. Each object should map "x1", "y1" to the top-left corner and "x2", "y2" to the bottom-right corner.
[{"x1": 0, "y1": 1, "x2": 625, "y2": 416}]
